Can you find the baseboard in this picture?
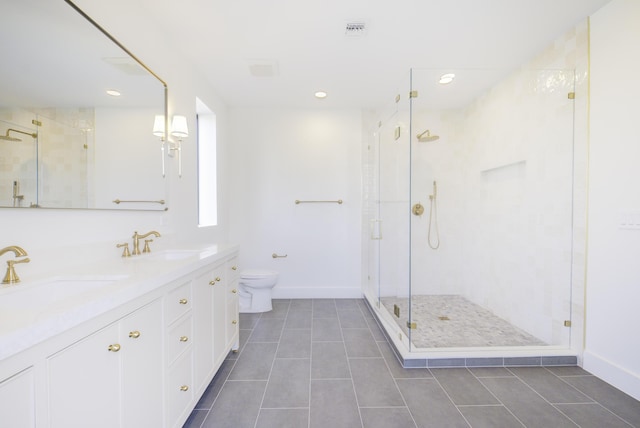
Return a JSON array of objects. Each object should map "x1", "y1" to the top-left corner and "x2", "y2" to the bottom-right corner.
[
  {"x1": 271, "y1": 286, "x2": 363, "y2": 299},
  {"x1": 583, "y1": 350, "x2": 640, "y2": 400}
]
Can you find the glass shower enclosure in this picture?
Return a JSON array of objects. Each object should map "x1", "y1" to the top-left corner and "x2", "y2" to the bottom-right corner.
[{"x1": 364, "y1": 67, "x2": 579, "y2": 362}]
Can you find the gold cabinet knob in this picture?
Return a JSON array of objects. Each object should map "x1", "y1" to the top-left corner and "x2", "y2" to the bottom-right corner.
[
  {"x1": 209, "y1": 280, "x2": 215, "y2": 286},
  {"x1": 129, "y1": 331, "x2": 141, "y2": 339},
  {"x1": 108, "y1": 344, "x2": 121, "y2": 352},
  {"x1": 179, "y1": 336, "x2": 189, "y2": 342},
  {"x1": 216, "y1": 277, "x2": 222, "y2": 282},
  {"x1": 180, "y1": 385, "x2": 189, "y2": 392},
  {"x1": 231, "y1": 320, "x2": 237, "y2": 325},
  {"x1": 231, "y1": 266, "x2": 238, "y2": 271},
  {"x1": 231, "y1": 289, "x2": 237, "y2": 294},
  {"x1": 179, "y1": 298, "x2": 188, "y2": 305}
]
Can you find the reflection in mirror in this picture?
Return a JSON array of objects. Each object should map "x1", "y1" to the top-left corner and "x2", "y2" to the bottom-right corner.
[{"x1": 0, "y1": 0, "x2": 167, "y2": 210}]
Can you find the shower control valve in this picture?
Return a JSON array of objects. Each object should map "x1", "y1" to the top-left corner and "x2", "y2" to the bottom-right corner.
[{"x1": 412, "y1": 203, "x2": 425, "y2": 216}]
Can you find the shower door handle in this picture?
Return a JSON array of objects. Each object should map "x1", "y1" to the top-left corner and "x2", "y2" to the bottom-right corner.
[{"x1": 370, "y1": 219, "x2": 382, "y2": 240}]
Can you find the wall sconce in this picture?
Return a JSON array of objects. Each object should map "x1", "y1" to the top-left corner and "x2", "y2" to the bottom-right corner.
[
  {"x1": 153, "y1": 114, "x2": 167, "y2": 177},
  {"x1": 169, "y1": 115, "x2": 188, "y2": 178},
  {"x1": 151, "y1": 114, "x2": 188, "y2": 178}
]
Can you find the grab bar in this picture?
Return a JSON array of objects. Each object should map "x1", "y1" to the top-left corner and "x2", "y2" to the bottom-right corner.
[
  {"x1": 113, "y1": 199, "x2": 166, "y2": 205},
  {"x1": 295, "y1": 199, "x2": 343, "y2": 205}
]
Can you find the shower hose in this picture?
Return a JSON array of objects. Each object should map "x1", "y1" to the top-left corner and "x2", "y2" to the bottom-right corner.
[{"x1": 428, "y1": 181, "x2": 440, "y2": 250}]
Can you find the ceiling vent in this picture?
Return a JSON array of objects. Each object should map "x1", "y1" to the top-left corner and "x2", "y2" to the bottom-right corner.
[
  {"x1": 345, "y1": 22, "x2": 367, "y2": 37},
  {"x1": 102, "y1": 57, "x2": 148, "y2": 76},
  {"x1": 247, "y1": 59, "x2": 279, "y2": 77}
]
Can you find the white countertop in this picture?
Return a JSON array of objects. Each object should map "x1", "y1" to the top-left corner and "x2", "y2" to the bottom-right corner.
[{"x1": 0, "y1": 243, "x2": 238, "y2": 362}]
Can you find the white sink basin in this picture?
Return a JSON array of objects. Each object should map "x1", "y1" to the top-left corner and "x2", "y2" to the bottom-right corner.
[
  {"x1": 142, "y1": 249, "x2": 200, "y2": 261},
  {"x1": 0, "y1": 274, "x2": 129, "y2": 309}
]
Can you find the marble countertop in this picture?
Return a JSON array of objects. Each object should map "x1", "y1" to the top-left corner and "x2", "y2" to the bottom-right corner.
[{"x1": 0, "y1": 243, "x2": 238, "y2": 362}]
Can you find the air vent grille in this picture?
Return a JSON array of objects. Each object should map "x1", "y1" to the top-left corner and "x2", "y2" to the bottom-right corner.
[{"x1": 345, "y1": 22, "x2": 366, "y2": 37}]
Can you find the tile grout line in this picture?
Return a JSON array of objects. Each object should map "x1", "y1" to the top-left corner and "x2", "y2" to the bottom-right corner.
[
  {"x1": 339, "y1": 299, "x2": 365, "y2": 428},
  {"x1": 472, "y1": 372, "x2": 528, "y2": 428},
  {"x1": 252, "y1": 302, "x2": 289, "y2": 428},
  {"x1": 373, "y1": 339, "x2": 420, "y2": 428}
]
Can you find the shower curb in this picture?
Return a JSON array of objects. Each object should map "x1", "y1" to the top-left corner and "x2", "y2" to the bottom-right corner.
[{"x1": 362, "y1": 298, "x2": 577, "y2": 369}]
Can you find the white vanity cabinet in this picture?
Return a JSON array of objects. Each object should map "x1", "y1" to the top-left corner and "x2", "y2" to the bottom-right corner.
[
  {"x1": 0, "y1": 367, "x2": 35, "y2": 427},
  {"x1": 164, "y1": 281, "x2": 195, "y2": 428},
  {"x1": 193, "y1": 261, "x2": 225, "y2": 392},
  {"x1": 47, "y1": 299, "x2": 163, "y2": 428},
  {"x1": 0, "y1": 246, "x2": 239, "y2": 428}
]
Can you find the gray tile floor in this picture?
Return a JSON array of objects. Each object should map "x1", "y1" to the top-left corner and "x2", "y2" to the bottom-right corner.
[{"x1": 183, "y1": 298, "x2": 640, "y2": 428}]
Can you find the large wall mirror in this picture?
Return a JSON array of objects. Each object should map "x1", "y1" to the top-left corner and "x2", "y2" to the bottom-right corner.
[{"x1": 0, "y1": 0, "x2": 167, "y2": 211}]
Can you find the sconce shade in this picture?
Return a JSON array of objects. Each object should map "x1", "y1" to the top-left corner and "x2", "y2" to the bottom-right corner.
[
  {"x1": 153, "y1": 115, "x2": 165, "y2": 137},
  {"x1": 171, "y1": 115, "x2": 189, "y2": 138}
]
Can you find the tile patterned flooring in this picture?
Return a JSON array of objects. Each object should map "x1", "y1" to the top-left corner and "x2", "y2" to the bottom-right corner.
[
  {"x1": 183, "y1": 298, "x2": 640, "y2": 428},
  {"x1": 381, "y1": 295, "x2": 546, "y2": 348}
]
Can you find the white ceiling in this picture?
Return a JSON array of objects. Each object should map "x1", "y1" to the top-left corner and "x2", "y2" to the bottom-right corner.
[{"x1": 137, "y1": 0, "x2": 610, "y2": 109}]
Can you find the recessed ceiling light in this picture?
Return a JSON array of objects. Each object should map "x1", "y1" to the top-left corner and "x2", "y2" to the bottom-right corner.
[
  {"x1": 106, "y1": 89, "x2": 121, "y2": 97},
  {"x1": 315, "y1": 91, "x2": 327, "y2": 99},
  {"x1": 439, "y1": 73, "x2": 455, "y2": 85}
]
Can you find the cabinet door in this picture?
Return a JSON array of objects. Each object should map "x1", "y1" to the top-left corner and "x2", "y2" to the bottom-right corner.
[
  {"x1": 48, "y1": 323, "x2": 120, "y2": 428},
  {"x1": 226, "y1": 277, "x2": 240, "y2": 351},
  {"x1": 120, "y1": 300, "x2": 163, "y2": 428},
  {"x1": 0, "y1": 368, "x2": 35, "y2": 428},
  {"x1": 212, "y1": 272, "x2": 227, "y2": 365},
  {"x1": 193, "y1": 269, "x2": 214, "y2": 389}
]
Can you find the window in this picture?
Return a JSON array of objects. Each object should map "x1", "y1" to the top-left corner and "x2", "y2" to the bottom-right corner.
[{"x1": 196, "y1": 98, "x2": 217, "y2": 226}]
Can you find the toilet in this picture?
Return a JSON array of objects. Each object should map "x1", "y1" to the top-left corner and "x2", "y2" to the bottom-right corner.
[{"x1": 238, "y1": 270, "x2": 279, "y2": 313}]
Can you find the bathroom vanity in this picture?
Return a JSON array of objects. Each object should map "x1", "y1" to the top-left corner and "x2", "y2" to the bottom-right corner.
[{"x1": 0, "y1": 244, "x2": 239, "y2": 428}]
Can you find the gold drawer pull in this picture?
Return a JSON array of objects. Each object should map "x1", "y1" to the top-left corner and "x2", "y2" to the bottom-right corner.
[
  {"x1": 179, "y1": 298, "x2": 188, "y2": 305},
  {"x1": 231, "y1": 289, "x2": 237, "y2": 294},
  {"x1": 180, "y1": 385, "x2": 189, "y2": 392},
  {"x1": 216, "y1": 277, "x2": 222, "y2": 282},
  {"x1": 129, "y1": 331, "x2": 141, "y2": 339},
  {"x1": 231, "y1": 320, "x2": 237, "y2": 325},
  {"x1": 209, "y1": 280, "x2": 215, "y2": 285},
  {"x1": 231, "y1": 266, "x2": 238, "y2": 271},
  {"x1": 108, "y1": 344, "x2": 121, "y2": 352},
  {"x1": 179, "y1": 336, "x2": 189, "y2": 342}
]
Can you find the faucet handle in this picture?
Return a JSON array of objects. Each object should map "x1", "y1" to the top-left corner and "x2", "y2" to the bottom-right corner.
[
  {"x1": 143, "y1": 239, "x2": 154, "y2": 253},
  {"x1": 117, "y1": 243, "x2": 131, "y2": 257},
  {"x1": 3, "y1": 257, "x2": 30, "y2": 284}
]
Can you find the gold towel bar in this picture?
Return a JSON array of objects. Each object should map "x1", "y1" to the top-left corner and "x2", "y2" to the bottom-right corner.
[
  {"x1": 295, "y1": 199, "x2": 343, "y2": 204},
  {"x1": 113, "y1": 199, "x2": 166, "y2": 205}
]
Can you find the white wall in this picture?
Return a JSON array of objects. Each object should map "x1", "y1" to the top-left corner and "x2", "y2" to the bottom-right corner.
[
  {"x1": 0, "y1": 0, "x2": 231, "y2": 278},
  {"x1": 228, "y1": 108, "x2": 363, "y2": 298},
  {"x1": 585, "y1": 0, "x2": 640, "y2": 400}
]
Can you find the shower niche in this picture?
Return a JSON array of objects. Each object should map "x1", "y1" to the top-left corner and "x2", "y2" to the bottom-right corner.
[{"x1": 364, "y1": 64, "x2": 586, "y2": 365}]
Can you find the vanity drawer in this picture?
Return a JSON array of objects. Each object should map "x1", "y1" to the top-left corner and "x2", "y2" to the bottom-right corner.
[
  {"x1": 166, "y1": 349, "x2": 194, "y2": 428},
  {"x1": 165, "y1": 281, "x2": 192, "y2": 325},
  {"x1": 167, "y1": 314, "x2": 193, "y2": 365}
]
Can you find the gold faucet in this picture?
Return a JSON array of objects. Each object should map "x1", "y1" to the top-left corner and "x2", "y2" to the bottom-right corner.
[
  {"x1": 0, "y1": 245, "x2": 30, "y2": 284},
  {"x1": 132, "y1": 231, "x2": 161, "y2": 255}
]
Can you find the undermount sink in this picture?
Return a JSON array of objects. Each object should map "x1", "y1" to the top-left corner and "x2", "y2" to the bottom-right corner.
[
  {"x1": 0, "y1": 274, "x2": 129, "y2": 309},
  {"x1": 142, "y1": 249, "x2": 200, "y2": 261}
]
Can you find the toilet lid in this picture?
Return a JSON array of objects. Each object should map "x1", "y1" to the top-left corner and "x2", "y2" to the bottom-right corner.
[{"x1": 241, "y1": 269, "x2": 278, "y2": 279}]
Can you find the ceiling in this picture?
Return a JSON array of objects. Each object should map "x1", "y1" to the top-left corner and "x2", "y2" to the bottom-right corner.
[{"x1": 137, "y1": 0, "x2": 611, "y2": 109}]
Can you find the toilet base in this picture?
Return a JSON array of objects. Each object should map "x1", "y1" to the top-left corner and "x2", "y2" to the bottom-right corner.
[{"x1": 238, "y1": 286, "x2": 273, "y2": 313}]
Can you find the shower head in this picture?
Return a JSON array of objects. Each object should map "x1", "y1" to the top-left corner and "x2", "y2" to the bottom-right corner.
[
  {"x1": 1, "y1": 128, "x2": 38, "y2": 142},
  {"x1": 417, "y1": 130, "x2": 439, "y2": 142}
]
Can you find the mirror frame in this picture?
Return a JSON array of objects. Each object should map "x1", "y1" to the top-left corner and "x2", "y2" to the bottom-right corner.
[{"x1": 1, "y1": 0, "x2": 169, "y2": 211}]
